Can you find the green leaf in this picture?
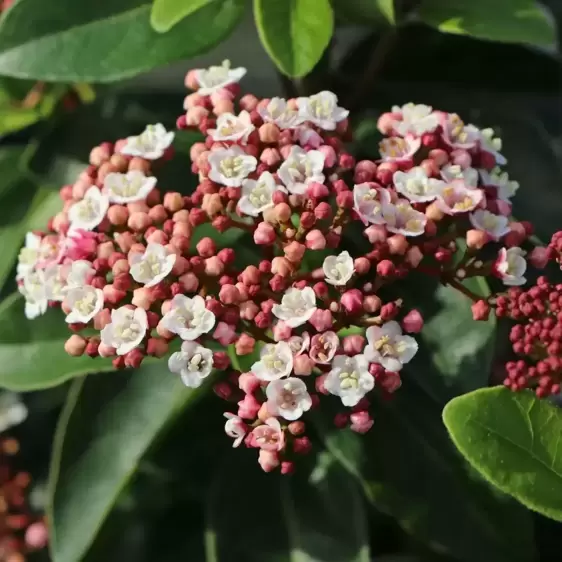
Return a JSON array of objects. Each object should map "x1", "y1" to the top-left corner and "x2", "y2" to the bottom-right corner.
[
  {"x1": 332, "y1": 0, "x2": 394, "y2": 26},
  {"x1": 0, "y1": 0, "x2": 245, "y2": 82},
  {"x1": 150, "y1": 0, "x2": 210, "y2": 32},
  {"x1": 47, "y1": 366, "x2": 209, "y2": 562},
  {"x1": 0, "y1": 294, "x2": 115, "y2": 391},
  {"x1": 207, "y1": 448, "x2": 370, "y2": 561},
  {"x1": 253, "y1": 0, "x2": 334, "y2": 77},
  {"x1": 417, "y1": 0, "x2": 556, "y2": 48},
  {"x1": 376, "y1": 0, "x2": 395, "y2": 24},
  {"x1": 443, "y1": 387, "x2": 562, "y2": 522}
]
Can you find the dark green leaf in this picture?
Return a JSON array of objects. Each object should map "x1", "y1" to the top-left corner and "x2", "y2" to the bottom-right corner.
[
  {"x1": 253, "y1": 0, "x2": 334, "y2": 77},
  {"x1": 417, "y1": 0, "x2": 556, "y2": 47},
  {"x1": 150, "y1": 0, "x2": 210, "y2": 32},
  {"x1": 0, "y1": 0, "x2": 245, "y2": 82},
  {"x1": 443, "y1": 387, "x2": 562, "y2": 522},
  {"x1": 0, "y1": 293, "x2": 115, "y2": 391},
  {"x1": 47, "y1": 366, "x2": 208, "y2": 562},
  {"x1": 332, "y1": 0, "x2": 393, "y2": 25}
]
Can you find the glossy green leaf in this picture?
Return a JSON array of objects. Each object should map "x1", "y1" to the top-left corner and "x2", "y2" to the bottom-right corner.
[
  {"x1": 376, "y1": 0, "x2": 395, "y2": 24},
  {"x1": 417, "y1": 0, "x2": 556, "y2": 47},
  {"x1": 253, "y1": 0, "x2": 334, "y2": 77},
  {"x1": 150, "y1": 0, "x2": 210, "y2": 32},
  {"x1": 206, "y1": 448, "x2": 370, "y2": 561},
  {"x1": 0, "y1": 294, "x2": 115, "y2": 391},
  {"x1": 0, "y1": 0, "x2": 245, "y2": 82},
  {"x1": 48, "y1": 366, "x2": 209, "y2": 562},
  {"x1": 332, "y1": 0, "x2": 394, "y2": 25},
  {"x1": 443, "y1": 387, "x2": 562, "y2": 522}
]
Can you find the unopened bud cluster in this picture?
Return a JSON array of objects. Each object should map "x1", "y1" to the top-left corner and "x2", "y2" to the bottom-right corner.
[{"x1": 15, "y1": 60, "x2": 561, "y2": 472}]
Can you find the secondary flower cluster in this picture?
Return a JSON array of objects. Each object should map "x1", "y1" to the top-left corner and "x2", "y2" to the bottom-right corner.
[{"x1": 15, "y1": 60, "x2": 559, "y2": 472}]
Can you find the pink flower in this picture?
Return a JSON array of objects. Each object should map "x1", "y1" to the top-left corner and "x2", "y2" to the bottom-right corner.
[
  {"x1": 237, "y1": 393, "x2": 261, "y2": 420},
  {"x1": 308, "y1": 309, "x2": 333, "y2": 332},
  {"x1": 350, "y1": 411, "x2": 374, "y2": 434},
  {"x1": 224, "y1": 413, "x2": 248, "y2": 447},
  {"x1": 440, "y1": 113, "x2": 480, "y2": 150},
  {"x1": 287, "y1": 332, "x2": 310, "y2": 355},
  {"x1": 378, "y1": 135, "x2": 420, "y2": 162},
  {"x1": 64, "y1": 229, "x2": 98, "y2": 260},
  {"x1": 250, "y1": 418, "x2": 285, "y2": 451},
  {"x1": 309, "y1": 331, "x2": 339, "y2": 364},
  {"x1": 213, "y1": 322, "x2": 237, "y2": 345},
  {"x1": 436, "y1": 180, "x2": 484, "y2": 215},
  {"x1": 258, "y1": 449, "x2": 280, "y2": 472}
]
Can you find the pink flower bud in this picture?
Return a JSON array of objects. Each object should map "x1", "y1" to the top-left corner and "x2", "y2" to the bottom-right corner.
[
  {"x1": 350, "y1": 411, "x2": 374, "y2": 434},
  {"x1": 103, "y1": 284, "x2": 126, "y2": 305},
  {"x1": 273, "y1": 321, "x2": 292, "y2": 341},
  {"x1": 341, "y1": 289, "x2": 363, "y2": 314},
  {"x1": 219, "y1": 284, "x2": 240, "y2": 305},
  {"x1": 236, "y1": 333, "x2": 256, "y2": 356},
  {"x1": 294, "y1": 354, "x2": 314, "y2": 376},
  {"x1": 213, "y1": 351, "x2": 230, "y2": 370},
  {"x1": 317, "y1": 144, "x2": 336, "y2": 167},
  {"x1": 363, "y1": 295, "x2": 382, "y2": 313},
  {"x1": 128, "y1": 211, "x2": 152, "y2": 232},
  {"x1": 466, "y1": 229, "x2": 489, "y2": 250},
  {"x1": 260, "y1": 147, "x2": 281, "y2": 167},
  {"x1": 377, "y1": 260, "x2": 395, "y2": 278},
  {"x1": 25, "y1": 521, "x2": 48, "y2": 550},
  {"x1": 146, "y1": 338, "x2": 169, "y2": 357},
  {"x1": 471, "y1": 300, "x2": 491, "y2": 321},
  {"x1": 196, "y1": 236, "x2": 216, "y2": 258},
  {"x1": 107, "y1": 204, "x2": 129, "y2": 226},
  {"x1": 450, "y1": 149, "x2": 472, "y2": 168},
  {"x1": 309, "y1": 309, "x2": 333, "y2": 332},
  {"x1": 131, "y1": 288, "x2": 153, "y2": 309},
  {"x1": 237, "y1": 393, "x2": 261, "y2": 419},
  {"x1": 406, "y1": 246, "x2": 424, "y2": 268},
  {"x1": 273, "y1": 202, "x2": 291, "y2": 222},
  {"x1": 387, "y1": 234, "x2": 408, "y2": 255},
  {"x1": 254, "y1": 222, "x2": 276, "y2": 245},
  {"x1": 124, "y1": 349, "x2": 145, "y2": 369},
  {"x1": 64, "y1": 335, "x2": 86, "y2": 356},
  {"x1": 305, "y1": 229, "x2": 326, "y2": 250},
  {"x1": 425, "y1": 202, "x2": 445, "y2": 222},
  {"x1": 258, "y1": 449, "x2": 280, "y2": 472},
  {"x1": 333, "y1": 413, "x2": 348, "y2": 428},
  {"x1": 314, "y1": 202, "x2": 332, "y2": 221},
  {"x1": 354, "y1": 257, "x2": 370, "y2": 275},
  {"x1": 343, "y1": 334, "x2": 366, "y2": 355},
  {"x1": 365, "y1": 224, "x2": 387, "y2": 243},
  {"x1": 239, "y1": 372, "x2": 261, "y2": 394},
  {"x1": 213, "y1": 99, "x2": 234, "y2": 115},
  {"x1": 529, "y1": 246, "x2": 550, "y2": 269},
  {"x1": 402, "y1": 309, "x2": 424, "y2": 333},
  {"x1": 259, "y1": 123, "x2": 280, "y2": 143},
  {"x1": 284, "y1": 241, "x2": 306, "y2": 263},
  {"x1": 270, "y1": 256, "x2": 292, "y2": 277},
  {"x1": 204, "y1": 256, "x2": 225, "y2": 277}
]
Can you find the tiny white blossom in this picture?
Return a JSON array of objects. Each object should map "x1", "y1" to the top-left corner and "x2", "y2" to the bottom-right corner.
[
  {"x1": 353, "y1": 183, "x2": 385, "y2": 225},
  {"x1": 100, "y1": 306, "x2": 148, "y2": 355},
  {"x1": 378, "y1": 136, "x2": 421, "y2": 162},
  {"x1": 324, "y1": 354, "x2": 374, "y2": 407},
  {"x1": 160, "y1": 294, "x2": 215, "y2": 341},
  {"x1": 436, "y1": 181, "x2": 484, "y2": 215},
  {"x1": 68, "y1": 186, "x2": 109, "y2": 231},
  {"x1": 252, "y1": 341, "x2": 294, "y2": 381},
  {"x1": 104, "y1": 171, "x2": 157, "y2": 204},
  {"x1": 393, "y1": 167, "x2": 444, "y2": 203},
  {"x1": 277, "y1": 146, "x2": 325, "y2": 195},
  {"x1": 258, "y1": 97, "x2": 302, "y2": 129},
  {"x1": 323, "y1": 251, "x2": 355, "y2": 286},
  {"x1": 364, "y1": 321, "x2": 418, "y2": 372},
  {"x1": 208, "y1": 111, "x2": 255, "y2": 144},
  {"x1": 391, "y1": 103, "x2": 439, "y2": 136},
  {"x1": 208, "y1": 146, "x2": 257, "y2": 187},
  {"x1": 19, "y1": 270, "x2": 48, "y2": 319},
  {"x1": 381, "y1": 197, "x2": 427, "y2": 237},
  {"x1": 168, "y1": 341, "x2": 214, "y2": 388},
  {"x1": 480, "y1": 128, "x2": 507, "y2": 165},
  {"x1": 266, "y1": 377, "x2": 312, "y2": 421},
  {"x1": 495, "y1": 247, "x2": 527, "y2": 287},
  {"x1": 223, "y1": 413, "x2": 247, "y2": 447},
  {"x1": 442, "y1": 114, "x2": 480, "y2": 149},
  {"x1": 440, "y1": 164, "x2": 479, "y2": 188},
  {"x1": 272, "y1": 287, "x2": 317, "y2": 328},
  {"x1": 65, "y1": 286, "x2": 104, "y2": 324},
  {"x1": 469, "y1": 210, "x2": 510, "y2": 240},
  {"x1": 43, "y1": 265, "x2": 67, "y2": 302},
  {"x1": 120, "y1": 124, "x2": 174, "y2": 160},
  {"x1": 129, "y1": 243, "x2": 176, "y2": 288},
  {"x1": 297, "y1": 91, "x2": 349, "y2": 131},
  {"x1": 16, "y1": 232, "x2": 41, "y2": 280},
  {"x1": 65, "y1": 260, "x2": 95, "y2": 290},
  {"x1": 238, "y1": 172, "x2": 285, "y2": 217},
  {"x1": 479, "y1": 167, "x2": 519, "y2": 201},
  {"x1": 195, "y1": 60, "x2": 246, "y2": 96},
  {"x1": 0, "y1": 393, "x2": 28, "y2": 433},
  {"x1": 287, "y1": 332, "x2": 310, "y2": 355}
]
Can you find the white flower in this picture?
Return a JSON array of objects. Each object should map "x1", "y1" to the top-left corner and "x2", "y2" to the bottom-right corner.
[
  {"x1": 208, "y1": 111, "x2": 255, "y2": 144},
  {"x1": 104, "y1": 171, "x2": 157, "y2": 204},
  {"x1": 0, "y1": 393, "x2": 27, "y2": 433},
  {"x1": 364, "y1": 321, "x2": 418, "y2": 372},
  {"x1": 19, "y1": 270, "x2": 48, "y2": 319},
  {"x1": 208, "y1": 146, "x2": 257, "y2": 187},
  {"x1": 168, "y1": 341, "x2": 214, "y2": 388},
  {"x1": 238, "y1": 172, "x2": 285, "y2": 217},
  {"x1": 378, "y1": 136, "x2": 420, "y2": 162},
  {"x1": 195, "y1": 60, "x2": 246, "y2": 96},
  {"x1": 252, "y1": 341, "x2": 294, "y2": 381},
  {"x1": 441, "y1": 164, "x2": 479, "y2": 188},
  {"x1": 266, "y1": 378, "x2": 312, "y2": 421},
  {"x1": 120, "y1": 123, "x2": 174, "y2": 160},
  {"x1": 323, "y1": 251, "x2": 355, "y2": 286},
  {"x1": 436, "y1": 181, "x2": 484, "y2": 215},
  {"x1": 480, "y1": 128, "x2": 507, "y2": 165},
  {"x1": 65, "y1": 285, "x2": 104, "y2": 324},
  {"x1": 324, "y1": 354, "x2": 374, "y2": 407},
  {"x1": 297, "y1": 91, "x2": 349, "y2": 131},
  {"x1": 68, "y1": 186, "x2": 109, "y2": 231},
  {"x1": 65, "y1": 260, "x2": 95, "y2": 290},
  {"x1": 17, "y1": 232, "x2": 41, "y2": 280},
  {"x1": 100, "y1": 306, "x2": 148, "y2": 355},
  {"x1": 160, "y1": 294, "x2": 215, "y2": 341},
  {"x1": 391, "y1": 103, "x2": 439, "y2": 136},
  {"x1": 224, "y1": 413, "x2": 247, "y2": 447},
  {"x1": 43, "y1": 265, "x2": 67, "y2": 302},
  {"x1": 129, "y1": 243, "x2": 176, "y2": 288},
  {"x1": 272, "y1": 287, "x2": 317, "y2": 328},
  {"x1": 353, "y1": 183, "x2": 385, "y2": 225},
  {"x1": 479, "y1": 167, "x2": 519, "y2": 201},
  {"x1": 258, "y1": 97, "x2": 302, "y2": 129},
  {"x1": 495, "y1": 247, "x2": 527, "y2": 287},
  {"x1": 381, "y1": 194, "x2": 427, "y2": 237},
  {"x1": 277, "y1": 146, "x2": 325, "y2": 195},
  {"x1": 469, "y1": 210, "x2": 510, "y2": 240},
  {"x1": 393, "y1": 167, "x2": 444, "y2": 203},
  {"x1": 442, "y1": 113, "x2": 480, "y2": 149},
  {"x1": 287, "y1": 332, "x2": 310, "y2": 355}
]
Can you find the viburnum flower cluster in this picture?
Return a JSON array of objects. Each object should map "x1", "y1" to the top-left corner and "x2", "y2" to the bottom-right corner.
[{"x1": 15, "y1": 59, "x2": 562, "y2": 473}]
